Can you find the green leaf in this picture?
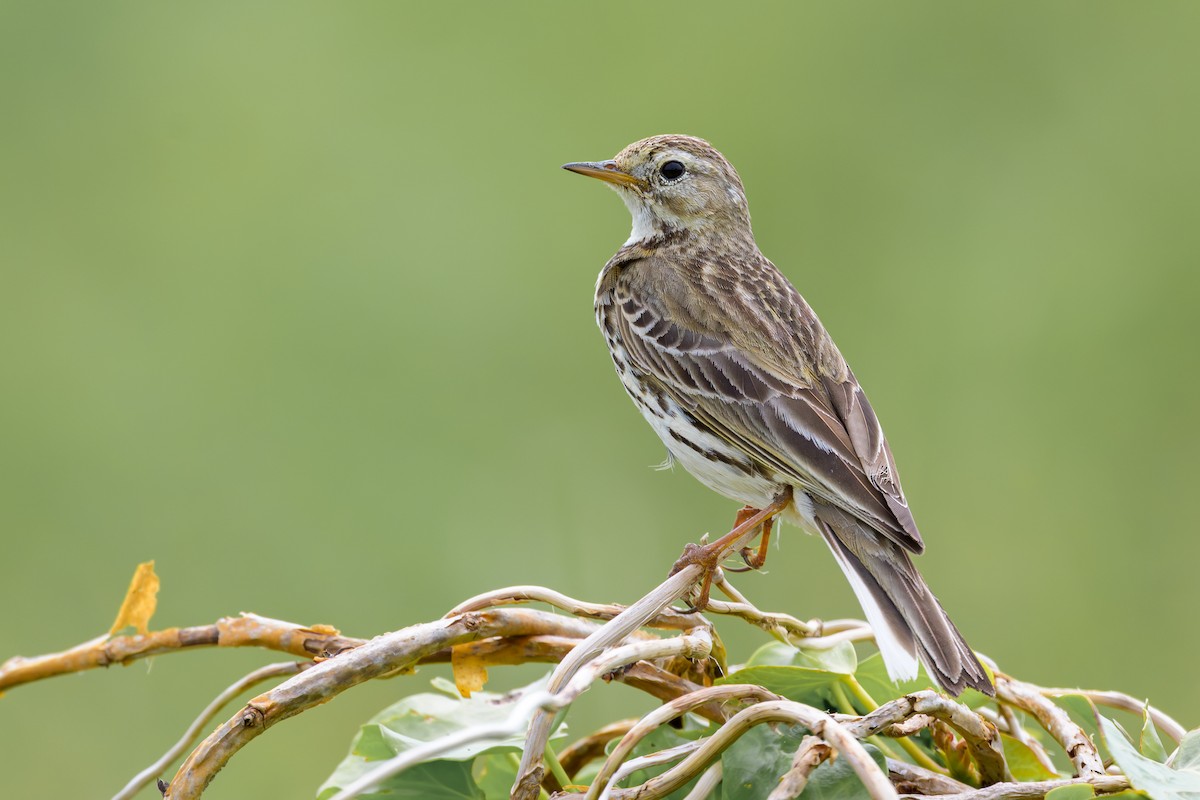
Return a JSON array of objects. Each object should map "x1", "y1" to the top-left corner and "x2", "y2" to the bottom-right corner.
[
  {"x1": 852, "y1": 649, "x2": 997, "y2": 709},
  {"x1": 1141, "y1": 707, "x2": 1169, "y2": 763},
  {"x1": 716, "y1": 665, "x2": 842, "y2": 707},
  {"x1": 472, "y1": 753, "x2": 519, "y2": 800},
  {"x1": 1054, "y1": 694, "x2": 1100, "y2": 737},
  {"x1": 721, "y1": 722, "x2": 886, "y2": 800},
  {"x1": 1044, "y1": 783, "x2": 1096, "y2": 800},
  {"x1": 1169, "y1": 730, "x2": 1200, "y2": 772},
  {"x1": 743, "y1": 640, "x2": 857, "y2": 673},
  {"x1": 743, "y1": 641, "x2": 802, "y2": 667},
  {"x1": 720, "y1": 640, "x2": 857, "y2": 708},
  {"x1": 1001, "y1": 733, "x2": 1061, "y2": 781},
  {"x1": 852, "y1": 653, "x2": 931, "y2": 704},
  {"x1": 317, "y1": 759, "x2": 484, "y2": 800},
  {"x1": 369, "y1": 682, "x2": 563, "y2": 760},
  {"x1": 1100, "y1": 715, "x2": 1200, "y2": 800},
  {"x1": 319, "y1": 675, "x2": 564, "y2": 798}
]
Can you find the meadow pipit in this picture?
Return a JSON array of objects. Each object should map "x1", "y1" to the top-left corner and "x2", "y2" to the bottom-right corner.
[{"x1": 563, "y1": 135, "x2": 992, "y2": 696}]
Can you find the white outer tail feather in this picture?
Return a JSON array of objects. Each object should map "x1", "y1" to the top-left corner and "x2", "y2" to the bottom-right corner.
[{"x1": 823, "y1": 533, "x2": 919, "y2": 682}]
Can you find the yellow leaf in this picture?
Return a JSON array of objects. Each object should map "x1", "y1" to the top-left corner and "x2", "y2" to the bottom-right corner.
[
  {"x1": 451, "y1": 644, "x2": 488, "y2": 697},
  {"x1": 109, "y1": 561, "x2": 160, "y2": 636}
]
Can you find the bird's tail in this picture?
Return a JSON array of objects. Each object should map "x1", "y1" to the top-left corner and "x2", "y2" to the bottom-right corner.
[{"x1": 813, "y1": 503, "x2": 993, "y2": 697}]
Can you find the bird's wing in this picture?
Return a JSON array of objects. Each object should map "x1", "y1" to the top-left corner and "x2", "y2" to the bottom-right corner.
[{"x1": 609, "y1": 261, "x2": 923, "y2": 554}]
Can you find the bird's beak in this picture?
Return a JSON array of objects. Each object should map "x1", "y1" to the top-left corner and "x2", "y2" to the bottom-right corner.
[{"x1": 562, "y1": 160, "x2": 647, "y2": 190}]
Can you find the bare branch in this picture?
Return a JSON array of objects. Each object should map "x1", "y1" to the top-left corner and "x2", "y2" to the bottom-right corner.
[
  {"x1": 614, "y1": 663, "x2": 743, "y2": 725},
  {"x1": 419, "y1": 633, "x2": 579, "y2": 667},
  {"x1": 995, "y1": 676, "x2": 1104, "y2": 778},
  {"x1": 680, "y1": 762, "x2": 723, "y2": 800},
  {"x1": 558, "y1": 720, "x2": 639, "y2": 780},
  {"x1": 887, "y1": 759, "x2": 973, "y2": 796},
  {"x1": 160, "y1": 608, "x2": 599, "y2": 799},
  {"x1": 709, "y1": 572, "x2": 875, "y2": 648},
  {"x1": 4, "y1": 569, "x2": 1184, "y2": 800},
  {"x1": 604, "y1": 700, "x2": 896, "y2": 800},
  {"x1": 447, "y1": 585, "x2": 702, "y2": 630},
  {"x1": 603, "y1": 740, "x2": 706, "y2": 799},
  {"x1": 898, "y1": 774, "x2": 1130, "y2": 800},
  {"x1": 112, "y1": 661, "x2": 305, "y2": 800},
  {"x1": 768, "y1": 735, "x2": 832, "y2": 800},
  {"x1": 1039, "y1": 687, "x2": 1187, "y2": 744},
  {"x1": 873, "y1": 714, "x2": 939, "y2": 738},
  {"x1": 510, "y1": 565, "x2": 711, "y2": 799},
  {"x1": 996, "y1": 704, "x2": 1058, "y2": 776},
  {"x1": 590, "y1": 684, "x2": 786, "y2": 797},
  {"x1": 0, "y1": 614, "x2": 362, "y2": 692},
  {"x1": 316, "y1": 626, "x2": 717, "y2": 800},
  {"x1": 841, "y1": 691, "x2": 1010, "y2": 785},
  {"x1": 322, "y1": 685, "x2": 565, "y2": 800}
]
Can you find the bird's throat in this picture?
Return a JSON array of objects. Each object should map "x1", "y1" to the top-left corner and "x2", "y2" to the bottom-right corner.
[{"x1": 621, "y1": 197, "x2": 662, "y2": 247}]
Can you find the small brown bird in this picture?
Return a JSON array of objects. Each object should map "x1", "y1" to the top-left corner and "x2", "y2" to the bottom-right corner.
[{"x1": 564, "y1": 135, "x2": 992, "y2": 696}]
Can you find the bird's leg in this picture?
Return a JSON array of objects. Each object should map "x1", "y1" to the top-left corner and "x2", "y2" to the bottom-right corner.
[
  {"x1": 670, "y1": 487, "x2": 792, "y2": 610},
  {"x1": 722, "y1": 505, "x2": 769, "y2": 573},
  {"x1": 738, "y1": 513, "x2": 775, "y2": 571}
]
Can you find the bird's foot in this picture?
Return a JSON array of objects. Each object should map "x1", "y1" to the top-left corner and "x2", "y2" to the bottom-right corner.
[
  {"x1": 669, "y1": 542, "x2": 722, "y2": 611},
  {"x1": 669, "y1": 488, "x2": 792, "y2": 611}
]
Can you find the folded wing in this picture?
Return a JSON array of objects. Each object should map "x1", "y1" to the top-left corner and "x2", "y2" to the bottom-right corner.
[{"x1": 611, "y1": 267, "x2": 923, "y2": 554}]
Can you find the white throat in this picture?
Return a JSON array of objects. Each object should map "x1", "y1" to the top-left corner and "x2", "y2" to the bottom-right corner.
[
  {"x1": 622, "y1": 197, "x2": 659, "y2": 246},
  {"x1": 619, "y1": 193, "x2": 696, "y2": 246}
]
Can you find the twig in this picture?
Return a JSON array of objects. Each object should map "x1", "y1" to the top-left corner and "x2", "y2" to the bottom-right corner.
[
  {"x1": 709, "y1": 572, "x2": 877, "y2": 648},
  {"x1": 420, "y1": 633, "x2": 580, "y2": 667},
  {"x1": 794, "y1": 627, "x2": 879, "y2": 649},
  {"x1": 325, "y1": 685, "x2": 567, "y2": 800},
  {"x1": 5, "y1": 568, "x2": 1186, "y2": 800},
  {"x1": 841, "y1": 691, "x2": 1010, "y2": 785},
  {"x1": 768, "y1": 735, "x2": 833, "y2": 800},
  {"x1": 589, "y1": 684, "x2": 785, "y2": 798},
  {"x1": 888, "y1": 759, "x2": 973, "y2": 796},
  {"x1": 995, "y1": 676, "x2": 1104, "y2": 778},
  {"x1": 446, "y1": 585, "x2": 701, "y2": 630},
  {"x1": 558, "y1": 720, "x2": 639, "y2": 780},
  {"x1": 996, "y1": 704, "x2": 1058, "y2": 776},
  {"x1": 1039, "y1": 687, "x2": 1187, "y2": 744},
  {"x1": 0, "y1": 614, "x2": 362, "y2": 692},
  {"x1": 160, "y1": 608, "x2": 599, "y2": 799},
  {"x1": 680, "y1": 762, "x2": 722, "y2": 800},
  {"x1": 615, "y1": 663, "x2": 744, "y2": 725},
  {"x1": 703, "y1": 598, "x2": 876, "y2": 650},
  {"x1": 513, "y1": 500, "x2": 797, "y2": 800},
  {"x1": 841, "y1": 676, "x2": 947, "y2": 774},
  {"x1": 605, "y1": 700, "x2": 896, "y2": 800},
  {"x1": 898, "y1": 774, "x2": 1130, "y2": 800},
  {"x1": 322, "y1": 627, "x2": 715, "y2": 800},
  {"x1": 872, "y1": 714, "x2": 938, "y2": 738},
  {"x1": 601, "y1": 740, "x2": 706, "y2": 799},
  {"x1": 112, "y1": 661, "x2": 305, "y2": 800},
  {"x1": 510, "y1": 565, "x2": 712, "y2": 799},
  {"x1": 704, "y1": 583, "x2": 820, "y2": 639}
]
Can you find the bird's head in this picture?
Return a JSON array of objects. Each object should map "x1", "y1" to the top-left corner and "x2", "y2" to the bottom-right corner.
[{"x1": 563, "y1": 134, "x2": 752, "y2": 245}]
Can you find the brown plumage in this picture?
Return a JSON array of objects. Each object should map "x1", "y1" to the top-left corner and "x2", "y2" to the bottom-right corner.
[{"x1": 564, "y1": 135, "x2": 992, "y2": 696}]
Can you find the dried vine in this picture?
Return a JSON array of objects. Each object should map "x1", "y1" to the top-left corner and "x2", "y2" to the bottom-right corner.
[{"x1": 0, "y1": 560, "x2": 1192, "y2": 800}]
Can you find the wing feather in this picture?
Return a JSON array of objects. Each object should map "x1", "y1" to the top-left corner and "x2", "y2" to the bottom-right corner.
[{"x1": 611, "y1": 265, "x2": 923, "y2": 553}]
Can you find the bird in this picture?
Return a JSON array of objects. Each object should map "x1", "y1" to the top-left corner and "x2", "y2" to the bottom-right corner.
[{"x1": 562, "y1": 134, "x2": 992, "y2": 697}]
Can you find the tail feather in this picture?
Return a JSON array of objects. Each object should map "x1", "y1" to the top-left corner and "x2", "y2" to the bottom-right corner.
[{"x1": 814, "y1": 502, "x2": 993, "y2": 697}]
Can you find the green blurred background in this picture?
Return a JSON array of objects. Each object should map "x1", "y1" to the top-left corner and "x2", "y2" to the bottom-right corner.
[{"x1": 3, "y1": 2, "x2": 1198, "y2": 796}]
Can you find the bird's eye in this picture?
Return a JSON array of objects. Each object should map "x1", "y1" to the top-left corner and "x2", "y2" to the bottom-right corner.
[{"x1": 659, "y1": 160, "x2": 686, "y2": 181}]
